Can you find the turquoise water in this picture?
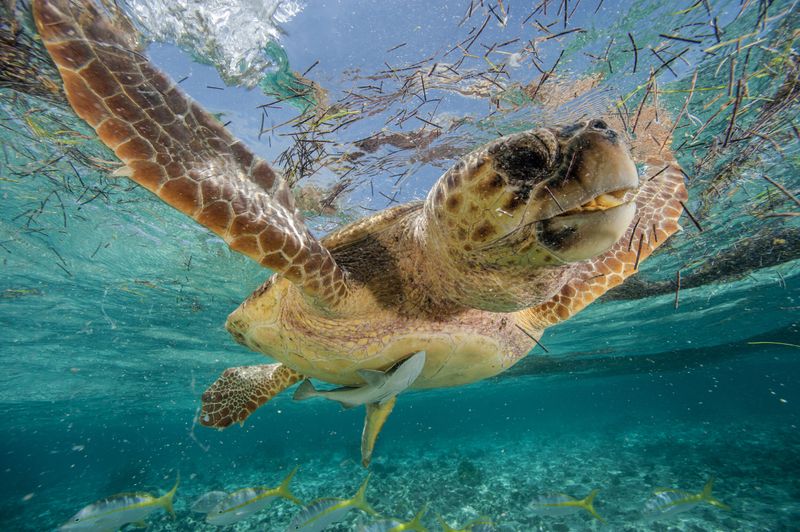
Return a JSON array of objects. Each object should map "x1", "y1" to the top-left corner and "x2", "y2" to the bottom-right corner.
[{"x1": 1, "y1": 0, "x2": 799, "y2": 530}]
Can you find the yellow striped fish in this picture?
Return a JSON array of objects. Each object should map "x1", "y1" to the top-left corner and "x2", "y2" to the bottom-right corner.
[
  {"x1": 287, "y1": 475, "x2": 376, "y2": 531},
  {"x1": 528, "y1": 489, "x2": 604, "y2": 521},
  {"x1": 206, "y1": 466, "x2": 302, "y2": 525},
  {"x1": 642, "y1": 476, "x2": 730, "y2": 521},
  {"x1": 59, "y1": 475, "x2": 178, "y2": 531}
]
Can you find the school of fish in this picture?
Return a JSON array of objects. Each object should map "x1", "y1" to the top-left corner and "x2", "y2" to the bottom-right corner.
[{"x1": 59, "y1": 471, "x2": 729, "y2": 530}]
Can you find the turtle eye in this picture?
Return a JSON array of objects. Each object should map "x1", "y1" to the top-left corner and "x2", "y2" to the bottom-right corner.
[{"x1": 589, "y1": 119, "x2": 608, "y2": 130}]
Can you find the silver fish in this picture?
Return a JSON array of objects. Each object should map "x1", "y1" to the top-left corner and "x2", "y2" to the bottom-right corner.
[
  {"x1": 206, "y1": 466, "x2": 301, "y2": 526},
  {"x1": 190, "y1": 491, "x2": 228, "y2": 513},
  {"x1": 59, "y1": 475, "x2": 178, "y2": 531},
  {"x1": 293, "y1": 351, "x2": 426, "y2": 408},
  {"x1": 287, "y1": 475, "x2": 376, "y2": 532}
]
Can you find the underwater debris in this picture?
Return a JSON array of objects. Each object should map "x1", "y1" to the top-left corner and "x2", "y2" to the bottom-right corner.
[
  {"x1": 679, "y1": 200, "x2": 704, "y2": 232},
  {"x1": 747, "y1": 341, "x2": 800, "y2": 349},
  {"x1": 259, "y1": 41, "x2": 328, "y2": 115},
  {"x1": 761, "y1": 174, "x2": 800, "y2": 213},
  {"x1": 0, "y1": 287, "x2": 43, "y2": 298},
  {"x1": 355, "y1": 126, "x2": 443, "y2": 157},
  {"x1": 14, "y1": 0, "x2": 773, "y2": 240},
  {"x1": 0, "y1": 1, "x2": 62, "y2": 103},
  {"x1": 604, "y1": 226, "x2": 800, "y2": 301},
  {"x1": 514, "y1": 324, "x2": 549, "y2": 353}
]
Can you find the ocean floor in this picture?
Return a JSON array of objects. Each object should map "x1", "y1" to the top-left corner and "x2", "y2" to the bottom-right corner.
[
  {"x1": 13, "y1": 416, "x2": 797, "y2": 531},
  {"x1": 4, "y1": 344, "x2": 799, "y2": 531}
]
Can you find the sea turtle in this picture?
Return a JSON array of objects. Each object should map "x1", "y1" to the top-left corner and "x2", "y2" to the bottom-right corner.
[{"x1": 33, "y1": 0, "x2": 688, "y2": 466}]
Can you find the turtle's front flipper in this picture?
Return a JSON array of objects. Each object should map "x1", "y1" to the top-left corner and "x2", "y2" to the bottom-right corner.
[
  {"x1": 361, "y1": 396, "x2": 397, "y2": 467},
  {"x1": 33, "y1": 0, "x2": 350, "y2": 308},
  {"x1": 200, "y1": 364, "x2": 302, "y2": 428}
]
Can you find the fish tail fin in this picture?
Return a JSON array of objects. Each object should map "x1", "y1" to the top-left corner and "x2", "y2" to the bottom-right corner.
[
  {"x1": 292, "y1": 379, "x2": 318, "y2": 401},
  {"x1": 351, "y1": 474, "x2": 378, "y2": 516},
  {"x1": 361, "y1": 397, "x2": 397, "y2": 467},
  {"x1": 701, "y1": 476, "x2": 730, "y2": 510},
  {"x1": 160, "y1": 472, "x2": 180, "y2": 518},
  {"x1": 579, "y1": 489, "x2": 604, "y2": 522},
  {"x1": 406, "y1": 505, "x2": 428, "y2": 531},
  {"x1": 701, "y1": 476, "x2": 715, "y2": 498},
  {"x1": 277, "y1": 465, "x2": 303, "y2": 505}
]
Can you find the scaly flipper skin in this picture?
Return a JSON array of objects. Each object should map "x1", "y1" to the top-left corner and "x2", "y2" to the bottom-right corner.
[
  {"x1": 32, "y1": 0, "x2": 348, "y2": 308},
  {"x1": 200, "y1": 364, "x2": 303, "y2": 428}
]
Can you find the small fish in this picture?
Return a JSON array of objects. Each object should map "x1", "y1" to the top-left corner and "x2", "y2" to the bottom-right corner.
[
  {"x1": 528, "y1": 489, "x2": 603, "y2": 521},
  {"x1": 59, "y1": 474, "x2": 179, "y2": 531},
  {"x1": 206, "y1": 466, "x2": 302, "y2": 526},
  {"x1": 358, "y1": 506, "x2": 427, "y2": 531},
  {"x1": 293, "y1": 351, "x2": 426, "y2": 408},
  {"x1": 190, "y1": 491, "x2": 228, "y2": 513},
  {"x1": 438, "y1": 515, "x2": 497, "y2": 531},
  {"x1": 287, "y1": 475, "x2": 376, "y2": 532},
  {"x1": 642, "y1": 476, "x2": 730, "y2": 521}
]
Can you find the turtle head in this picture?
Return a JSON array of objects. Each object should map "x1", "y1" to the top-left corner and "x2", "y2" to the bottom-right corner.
[{"x1": 425, "y1": 119, "x2": 638, "y2": 267}]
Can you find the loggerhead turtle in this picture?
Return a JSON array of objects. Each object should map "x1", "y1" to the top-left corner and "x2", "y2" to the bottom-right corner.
[{"x1": 33, "y1": 0, "x2": 688, "y2": 466}]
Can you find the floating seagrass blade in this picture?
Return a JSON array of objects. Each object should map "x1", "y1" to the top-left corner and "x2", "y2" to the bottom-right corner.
[{"x1": 33, "y1": 0, "x2": 350, "y2": 307}]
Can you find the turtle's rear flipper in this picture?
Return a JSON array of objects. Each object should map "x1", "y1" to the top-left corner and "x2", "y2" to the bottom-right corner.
[
  {"x1": 361, "y1": 396, "x2": 397, "y2": 467},
  {"x1": 200, "y1": 364, "x2": 302, "y2": 428}
]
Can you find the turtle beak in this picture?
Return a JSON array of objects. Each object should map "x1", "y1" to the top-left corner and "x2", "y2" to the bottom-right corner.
[
  {"x1": 532, "y1": 119, "x2": 639, "y2": 261},
  {"x1": 537, "y1": 202, "x2": 636, "y2": 261}
]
